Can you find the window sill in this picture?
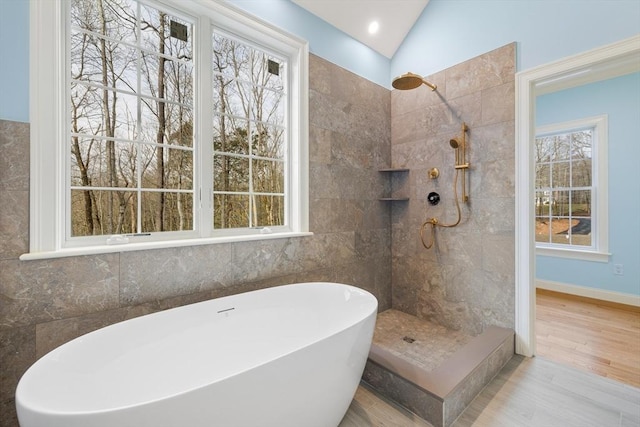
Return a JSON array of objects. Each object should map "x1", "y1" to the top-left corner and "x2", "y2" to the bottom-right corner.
[
  {"x1": 19, "y1": 231, "x2": 314, "y2": 261},
  {"x1": 535, "y1": 246, "x2": 610, "y2": 263}
]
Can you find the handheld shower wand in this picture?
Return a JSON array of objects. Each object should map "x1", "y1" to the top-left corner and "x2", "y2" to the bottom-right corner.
[{"x1": 420, "y1": 122, "x2": 470, "y2": 249}]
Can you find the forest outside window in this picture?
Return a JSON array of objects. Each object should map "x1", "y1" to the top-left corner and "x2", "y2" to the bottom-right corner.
[
  {"x1": 534, "y1": 116, "x2": 609, "y2": 261},
  {"x1": 27, "y1": 0, "x2": 309, "y2": 257}
]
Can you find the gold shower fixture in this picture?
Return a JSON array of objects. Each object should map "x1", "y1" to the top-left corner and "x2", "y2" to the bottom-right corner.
[
  {"x1": 419, "y1": 122, "x2": 471, "y2": 249},
  {"x1": 392, "y1": 72, "x2": 437, "y2": 91},
  {"x1": 450, "y1": 122, "x2": 469, "y2": 202}
]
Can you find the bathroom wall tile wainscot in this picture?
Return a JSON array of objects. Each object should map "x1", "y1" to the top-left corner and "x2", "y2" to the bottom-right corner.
[
  {"x1": 391, "y1": 43, "x2": 516, "y2": 336},
  {"x1": 0, "y1": 54, "x2": 391, "y2": 427}
]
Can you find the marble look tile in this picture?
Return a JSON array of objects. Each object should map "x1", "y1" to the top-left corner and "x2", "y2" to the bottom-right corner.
[
  {"x1": 0, "y1": 325, "x2": 35, "y2": 402},
  {"x1": 0, "y1": 325, "x2": 35, "y2": 427},
  {"x1": 391, "y1": 109, "x2": 428, "y2": 146},
  {"x1": 355, "y1": 228, "x2": 390, "y2": 262},
  {"x1": 362, "y1": 360, "x2": 444, "y2": 427},
  {"x1": 309, "y1": 90, "x2": 352, "y2": 134},
  {"x1": 332, "y1": 261, "x2": 376, "y2": 294},
  {"x1": 445, "y1": 42, "x2": 516, "y2": 100},
  {"x1": 331, "y1": 129, "x2": 389, "y2": 171},
  {"x1": 231, "y1": 237, "x2": 303, "y2": 283},
  {"x1": 0, "y1": 120, "x2": 30, "y2": 191},
  {"x1": 471, "y1": 197, "x2": 515, "y2": 234},
  {"x1": 119, "y1": 244, "x2": 232, "y2": 305},
  {"x1": 0, "y1": 190, "x2": 28, "y2": 260},
  {"x1": 469, "y1": 120, "x2": 515, "y2": 165},
  {"x1": 328, "y1": 60, "x2": 390, "y2": 113},
  {"x1": 1, "y1": 397, "x2": 20, "y2": 427},
  {"x1": 362, "y1": 200, "x2": 391, "y2": 231},
  {"x1": 346, "y1": 103, "x2": 390, "y2": 142},
  {"x1": 481, "y1": 233, "x2": 516, "y2": 275},
  {"x1": 298, "y1": 231, "x2": 357, "y2": 271},
  {"x1": 0, "y1": 255, "x2": 120, "y2": 328},
  {"x1": 476, "y1": 155, "x2": 515, "y2": 199},
  {"x1": 481, "y1": 82, "x2": 515, "y2": 126},
  {"x1": 308, "y1": 125, "x2": 332, "y2": 164},
  {"x1": 473, "y1": 270, "x2": 516, "y2": 331},
  {"x1": 310, "y1": 198, "x2": 365, "y2": 233},
  {"x1": 309, "y1": 54, "x2": 332, "y2": 96},
  {"x1": 309, "y1": 162, "x2": 343, "y2": 200},
  {"x1": 311, "y1": 164, "x2": 381, "y2": 201}
]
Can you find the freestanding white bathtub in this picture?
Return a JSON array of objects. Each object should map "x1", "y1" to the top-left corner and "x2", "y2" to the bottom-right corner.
[{"x1": 16, "y1": 282, "x2": 378, "y2": 427}]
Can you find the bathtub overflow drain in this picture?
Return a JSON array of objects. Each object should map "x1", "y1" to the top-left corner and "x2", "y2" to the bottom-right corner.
[{"x1": 403, "y1": 336, "x2": 416, "y2": 344}]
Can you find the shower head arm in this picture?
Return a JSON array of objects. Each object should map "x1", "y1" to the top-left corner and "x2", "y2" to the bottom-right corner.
[{"x1": 419, "y1": 79, "x2": 437, "y2": 91}]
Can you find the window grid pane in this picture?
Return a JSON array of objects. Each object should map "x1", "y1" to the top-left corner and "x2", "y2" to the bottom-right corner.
[
  {"x1": 534, "y1": 127, "x2": 595, "y2": 250},
  {"x1": 69, "y1": 0, "x2": 195, "y2": 237},
  {"x1": 211, "y1": 29, "x2": 287, "y2": 230}
]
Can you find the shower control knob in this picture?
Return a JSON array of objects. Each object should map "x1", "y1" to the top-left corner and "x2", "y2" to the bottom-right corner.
[{"x1": 427, "y1": 192, "x2": 440, "y2": 206}]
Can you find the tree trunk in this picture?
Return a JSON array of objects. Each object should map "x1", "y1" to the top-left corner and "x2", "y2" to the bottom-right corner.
[{"x1": 155, "y1": 13, "x2": 167, "y2": 232}]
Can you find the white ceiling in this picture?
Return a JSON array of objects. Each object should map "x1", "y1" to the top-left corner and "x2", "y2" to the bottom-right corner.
[{"x1": 291, "y1": 0, "x2": 429, "y2": 59}]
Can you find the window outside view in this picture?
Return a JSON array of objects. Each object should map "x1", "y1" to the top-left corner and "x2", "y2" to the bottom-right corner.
[
  {"x1": 212, "y1": 31, "x2": 286, "y2": 230},
  {"x1": 69, "y1": 0, "x2": 286, "y2": 238},
  {"x1": 534, "y1": 129, "x2": 593, "y2": 248}
]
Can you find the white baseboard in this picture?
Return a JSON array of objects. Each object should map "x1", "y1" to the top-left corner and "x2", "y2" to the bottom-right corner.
[{"x1": 536, "y1": 279, "x2": 640, "y2": 307}]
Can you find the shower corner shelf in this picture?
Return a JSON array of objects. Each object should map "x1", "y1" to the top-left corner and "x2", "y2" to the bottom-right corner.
[
  {"x1": 378, "y1": 168, "x2": 410, "y2": 202},
  {"x1": 378, "y1": 168, "x2": 410, "y2": 173},
  {"x1": 379, "y1": 197, "x2": 410, "y2": 202}
]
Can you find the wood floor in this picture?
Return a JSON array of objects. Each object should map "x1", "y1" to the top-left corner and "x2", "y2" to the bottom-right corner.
[{"x1": 536, "y1": 289, "x2": 640, "y2": 388}]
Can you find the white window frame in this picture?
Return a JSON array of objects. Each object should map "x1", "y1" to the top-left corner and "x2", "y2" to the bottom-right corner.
[
  {"x1": 25, "y1": 0, "x2": 310, "y2": 260},
  {"x1": 534, "y1": 115, "x2": 609, "y2": 262}
]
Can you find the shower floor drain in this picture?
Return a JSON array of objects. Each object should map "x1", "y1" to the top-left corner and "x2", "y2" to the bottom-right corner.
[{"x1": 403, "y1": 336, "x2": 416, "y2": 344}]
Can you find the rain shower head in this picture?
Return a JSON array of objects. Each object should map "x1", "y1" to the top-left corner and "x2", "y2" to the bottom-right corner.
[{"x1": 392, "y1": 72, "x2": 437, "y2": 91}]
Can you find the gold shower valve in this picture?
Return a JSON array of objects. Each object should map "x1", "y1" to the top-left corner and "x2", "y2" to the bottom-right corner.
[{"x1": 428, "y1": 167, "x2": 440, "y2": 179}]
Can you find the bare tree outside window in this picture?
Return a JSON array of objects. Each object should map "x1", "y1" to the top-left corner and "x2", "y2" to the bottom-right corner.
[
  {"x1": 534, "y1": 129, "x2": 593, "y2": 247},
  {"x1": 31, "y1": 0, "x2": 305, "y2": 253},
  {"x1": 212, "y1": 31, "x2": 286, "y2": 230},
  {"x1": 70, "y1": 0, "x2": 195, "y2": 237}
]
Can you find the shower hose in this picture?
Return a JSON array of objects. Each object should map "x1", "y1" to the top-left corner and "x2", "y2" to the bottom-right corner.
[{"x1": 420, "y1": 168, "x2": 462, "y2": 249}]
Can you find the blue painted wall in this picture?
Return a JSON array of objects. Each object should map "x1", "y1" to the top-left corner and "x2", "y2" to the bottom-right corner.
[
  {"x1": 0, "y1": 0, "x2": 30, "y2": 122},
  {"x1": 536, "y1": 73, "x2": 640, "y2": 296},
  {"x1": 392, "y1": 0, "x2": 640, "y2": 79}
]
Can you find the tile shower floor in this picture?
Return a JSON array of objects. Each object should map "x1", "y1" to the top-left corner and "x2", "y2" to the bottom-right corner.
[{"x1": 371, "y1": 309, "x2": 473, "y2": 373}]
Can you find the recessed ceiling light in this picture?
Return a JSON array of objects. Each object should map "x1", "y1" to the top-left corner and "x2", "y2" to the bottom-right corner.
[{"x1": 368, "y1": 21, "x2": 379, "y2": 35}]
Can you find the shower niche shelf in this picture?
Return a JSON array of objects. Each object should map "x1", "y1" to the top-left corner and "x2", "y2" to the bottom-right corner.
[{"x1": 378, "y1": 168, "x2": 409, "y2": 201}]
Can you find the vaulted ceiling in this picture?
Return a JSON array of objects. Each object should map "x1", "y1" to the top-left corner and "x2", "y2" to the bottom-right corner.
[{"x1": 290, "y1": 0, "x2": 429, "y2": 58}]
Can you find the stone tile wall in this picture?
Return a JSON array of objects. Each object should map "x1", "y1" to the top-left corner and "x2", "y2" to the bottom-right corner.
[
  {"x1": 390, "y1": 43, "x2": 516, "y2": 335},
  {"x1": 0, "y1": 54, "x2": 392, "y2": 426}
]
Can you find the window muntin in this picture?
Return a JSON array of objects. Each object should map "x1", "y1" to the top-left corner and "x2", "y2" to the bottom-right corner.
[
  {"x1": 212, "y1": 30, "x2": 286, "y2": 230},
  {"x1": 68, "y1": 0, "x2": 195, "y2": 239},
  {"x1": 23, "y1": 0, "x2": 309, "y2": 256},
  {"x1": 534, "y1": 116, "x2": 607, "y2": 257}
]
